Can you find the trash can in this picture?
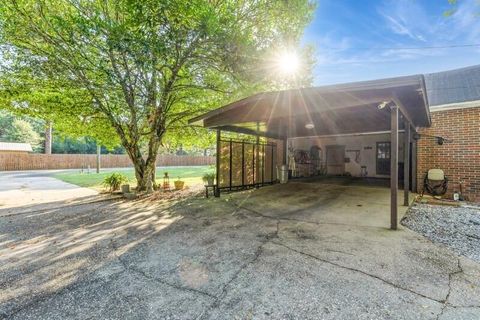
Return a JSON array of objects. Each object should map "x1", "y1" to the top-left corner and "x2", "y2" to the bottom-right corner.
[{"x1": 278, "y1": 165, "x2": 288, "y2": 184}]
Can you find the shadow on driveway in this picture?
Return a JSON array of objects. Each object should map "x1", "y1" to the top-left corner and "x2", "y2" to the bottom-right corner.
[{"x1": 0, "y1": 184, "x2": 479, "y2": 319}]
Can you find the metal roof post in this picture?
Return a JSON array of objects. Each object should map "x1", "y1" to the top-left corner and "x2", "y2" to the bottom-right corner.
[
  {"x1": 403, "y1": 121, "x2": 411, "y2": 206},
  {"x1": 390, "y1": 106, "x2": 399, "y2": 230},
  {"x1": 411, "y1": 133, "x2": 418, "y2": 193},
  {"x1": 215, "y1": 129, "x2": 221, "y2": 197},
  {"x1": 255, "y1": 122, "x2": 260, "y2": 188}
]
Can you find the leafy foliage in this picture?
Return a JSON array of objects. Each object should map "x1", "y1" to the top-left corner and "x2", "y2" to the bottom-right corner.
[
  {"x1": 4, "y1": 119, "x2": 41, "y2": 148},
  {"x1": 0, "y1": 109, "x2": 124, "y2": 153},
  {"x1": 202, "y1": 172, "x2": 216, "y2": 183},
  {"x1": 52, "y1": 136, "x2": 126, "y2": 154},
  {"x1": 102, "y1": 172, "x2": 129, "y2": 192},
  {"x1": 0, "y1": 110, "x2": 43, "y2": 150},
  {"x1": 0, "y1": 74, "x2": 121, "y2": 149},
  {"x1": 0, "y1": 0, "x2": 315, "y2": 190}
]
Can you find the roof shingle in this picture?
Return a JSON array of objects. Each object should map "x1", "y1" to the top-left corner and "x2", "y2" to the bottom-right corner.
[{"x1": 424, "y1": 64, "x2": 480, "y2": 107}]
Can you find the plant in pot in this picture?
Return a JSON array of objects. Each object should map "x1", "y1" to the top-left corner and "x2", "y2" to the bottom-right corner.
[
  {"x1": 103, "y1": 172, "x2": 129, "y2": 193},
  {"x1": 174, "y1": 177, "x2": 185, "y2": 190},
  {"x1": 202, "y1": 172, "x2": 215, "y2": 186}
]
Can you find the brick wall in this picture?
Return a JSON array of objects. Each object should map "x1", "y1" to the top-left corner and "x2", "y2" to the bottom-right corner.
[{"x1": 417, "y1": 106, "x2": 480, "y2": 202}]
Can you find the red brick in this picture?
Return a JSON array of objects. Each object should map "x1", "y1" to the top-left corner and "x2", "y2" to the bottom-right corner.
[{"x1": 417, "y1": 106, "x2": 480, "y2": 201}]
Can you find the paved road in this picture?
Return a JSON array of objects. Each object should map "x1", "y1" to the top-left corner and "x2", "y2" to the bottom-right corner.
[{"x1": 0, "y1": 170, "x2": 97, "y2": 215}]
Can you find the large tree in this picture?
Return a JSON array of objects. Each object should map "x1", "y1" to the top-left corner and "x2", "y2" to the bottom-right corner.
[{"x1": 0, "y1": 0, "x2": 315, "y2": 190}]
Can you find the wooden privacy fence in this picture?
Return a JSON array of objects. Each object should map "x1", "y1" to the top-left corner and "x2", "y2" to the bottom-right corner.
[{"x1": 0, "y1": 153, "x2": 215, "y2": 171}]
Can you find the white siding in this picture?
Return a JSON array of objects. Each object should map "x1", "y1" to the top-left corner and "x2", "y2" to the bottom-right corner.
[{"x1": 289, "y1": 133, "x2": 405, "y2": 178}]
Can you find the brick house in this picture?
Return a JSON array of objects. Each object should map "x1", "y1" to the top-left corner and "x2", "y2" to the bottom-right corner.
[
  {"x1": 419, "y1": 65, "x2": 480, "y2": 202},
  {"x1": 191, "y1": 64, "x2": 480, "y2": 223}
]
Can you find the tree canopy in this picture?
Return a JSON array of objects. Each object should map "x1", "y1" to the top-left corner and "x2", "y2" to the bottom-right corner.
[{"x1": 0, "y1": 0, "x2": 315, "y2": 190}]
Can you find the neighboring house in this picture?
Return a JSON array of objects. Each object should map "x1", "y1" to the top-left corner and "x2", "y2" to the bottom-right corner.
[
  {"x1": 0, "y1": 142, "x2": 33, "y2": 154},
  {"x1": 190, "y1": 64, "x2": 480, "y2": 212}
]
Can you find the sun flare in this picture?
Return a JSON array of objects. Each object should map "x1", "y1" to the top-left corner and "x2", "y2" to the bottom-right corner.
[{"x1": 276, "y1": 51, "x2": 300, "y2": 75}]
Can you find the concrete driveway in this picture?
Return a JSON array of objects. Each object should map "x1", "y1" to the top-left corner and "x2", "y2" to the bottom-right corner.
[
  {"x1": 0, "y1": 171, "x2": 97, "y2": 215},
  {"x1": 0, "y1": 180, "x2": 479, "y2": 319},
  {"x1": 234, "y1": 177, "x2": 413, "y2": 228}
]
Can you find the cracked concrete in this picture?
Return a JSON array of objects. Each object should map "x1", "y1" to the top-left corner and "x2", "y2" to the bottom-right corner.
[
  {"x1": 1, "y1": 180, "x2": 479, "y2": 319},
  {"x1": 436, "y1": 259, "x2": 463, "y2": 319},
  {"x1": 205, "y1": 241, "x2": 444, "y2": 320},
  {"x1": 197, "y1": 221, "x2": 280, "y2": 320}
]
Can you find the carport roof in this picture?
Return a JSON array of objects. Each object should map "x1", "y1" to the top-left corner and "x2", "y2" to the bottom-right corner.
[{"x1": 190, "y1": 74, "x2": 430, "y2": 139}]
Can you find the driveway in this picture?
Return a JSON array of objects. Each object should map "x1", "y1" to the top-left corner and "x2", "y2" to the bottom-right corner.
[
  {"x1": 0, "y1": 171, "x2": 98, "y2": 216},
  {"x1": 0, "y1": 181, "x2": 479, "y2": 319}
]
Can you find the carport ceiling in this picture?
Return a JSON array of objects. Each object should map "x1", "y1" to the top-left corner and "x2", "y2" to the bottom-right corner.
[{"x1": 190, "y1": 75, "x2": 431, "y2": 138}]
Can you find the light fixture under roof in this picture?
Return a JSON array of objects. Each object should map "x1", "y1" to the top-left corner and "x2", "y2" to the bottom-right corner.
[
  {"x1": 377, "y1": 101, "x2": 392, "y2": 110},
  {"x1": 305, "y1": 123, "x2": 315, "y2": 129}
]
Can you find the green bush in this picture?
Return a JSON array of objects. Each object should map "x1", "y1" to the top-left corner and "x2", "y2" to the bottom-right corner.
[
  {"x1": 202, "y1": 172, "x2": 216, "y2": 184},
  {"x1": 103, "y1": 172, "x2": 129, "y2": 192}
]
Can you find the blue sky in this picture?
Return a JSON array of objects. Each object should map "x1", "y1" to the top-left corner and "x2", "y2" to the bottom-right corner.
[{"x1": 302, "y1": 0, "x2": 480, "y2": 85}]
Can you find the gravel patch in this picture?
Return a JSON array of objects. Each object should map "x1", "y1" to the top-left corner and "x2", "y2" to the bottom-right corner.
[{"x1": 402, "y1": 203, "x2": 480, "y2": 263}]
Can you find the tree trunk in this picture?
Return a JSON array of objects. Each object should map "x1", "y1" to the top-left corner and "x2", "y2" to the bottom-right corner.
[
  {"x1": 110, "y1": 115, "x2": 163, "y2": 192},
  {"x1": 44, "y1": 121, "x2": 52, "y2": 154},
  {"x1": 96, "y1": 144, "x2": 101, "y2": 174},
  {"x1": 143, "y1": 156, "x2": 156, "y2": 193},
  {"x1": 124, "y1": 143, "x2": 159, "y2": 192},
  {"x1": 124, "y1": 144, "x2": 146, "y2": 191},
  {"x1": 151, "y1": 166, "x2": 157, "y2": 189}
]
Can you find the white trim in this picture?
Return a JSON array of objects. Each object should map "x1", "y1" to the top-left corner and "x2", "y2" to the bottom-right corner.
[
  {"x1": 430, "y1": 100, "x2": 480, "y2": 112},
  {"x1": 288, "y1": 130, "x2": 406, "y2": 140}
]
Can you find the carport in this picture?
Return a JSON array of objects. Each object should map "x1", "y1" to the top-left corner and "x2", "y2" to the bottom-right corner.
[{"x1": 190, "y1": 75, "x2": 431, "y2": 230}]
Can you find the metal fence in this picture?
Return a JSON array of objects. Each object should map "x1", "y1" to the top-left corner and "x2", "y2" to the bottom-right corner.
[
  {"x1": 217, "y1": 139, "x2": 277, "y2": 192},
  {"x1": 0, "y1": 153, "x2": 215, "y2": 171}
]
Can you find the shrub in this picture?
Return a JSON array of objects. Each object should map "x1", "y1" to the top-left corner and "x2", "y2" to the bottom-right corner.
[
  {"x1": 202, "y1": 172, "x2": 216, "y2": 184},
  {"x1": 103, "y1": 172, "x2": 129, "y2": 192}
]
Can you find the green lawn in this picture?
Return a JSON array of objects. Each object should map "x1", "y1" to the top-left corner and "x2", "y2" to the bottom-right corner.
[{"x1": 54, "y1": 166, "x2": 213, "y2": 190}]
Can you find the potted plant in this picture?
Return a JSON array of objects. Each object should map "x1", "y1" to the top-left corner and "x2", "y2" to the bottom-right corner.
[
  {"x1": 121, "y1": 184, "x2": 130, "y2": 194},
  {"x1": 202, "y1": 172, "x2": 215, "y2": 186},
  {"x1": 102, "y1": 172, "x2": 129, "y2": 192},
  {"x1": 174, "y1": 177, "x2": 185, "y2": 190}
]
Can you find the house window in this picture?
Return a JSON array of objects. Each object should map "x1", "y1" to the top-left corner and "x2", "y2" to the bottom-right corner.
[{"x1": 376, "y1": 142, "x2": 391, "y2": 175}]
